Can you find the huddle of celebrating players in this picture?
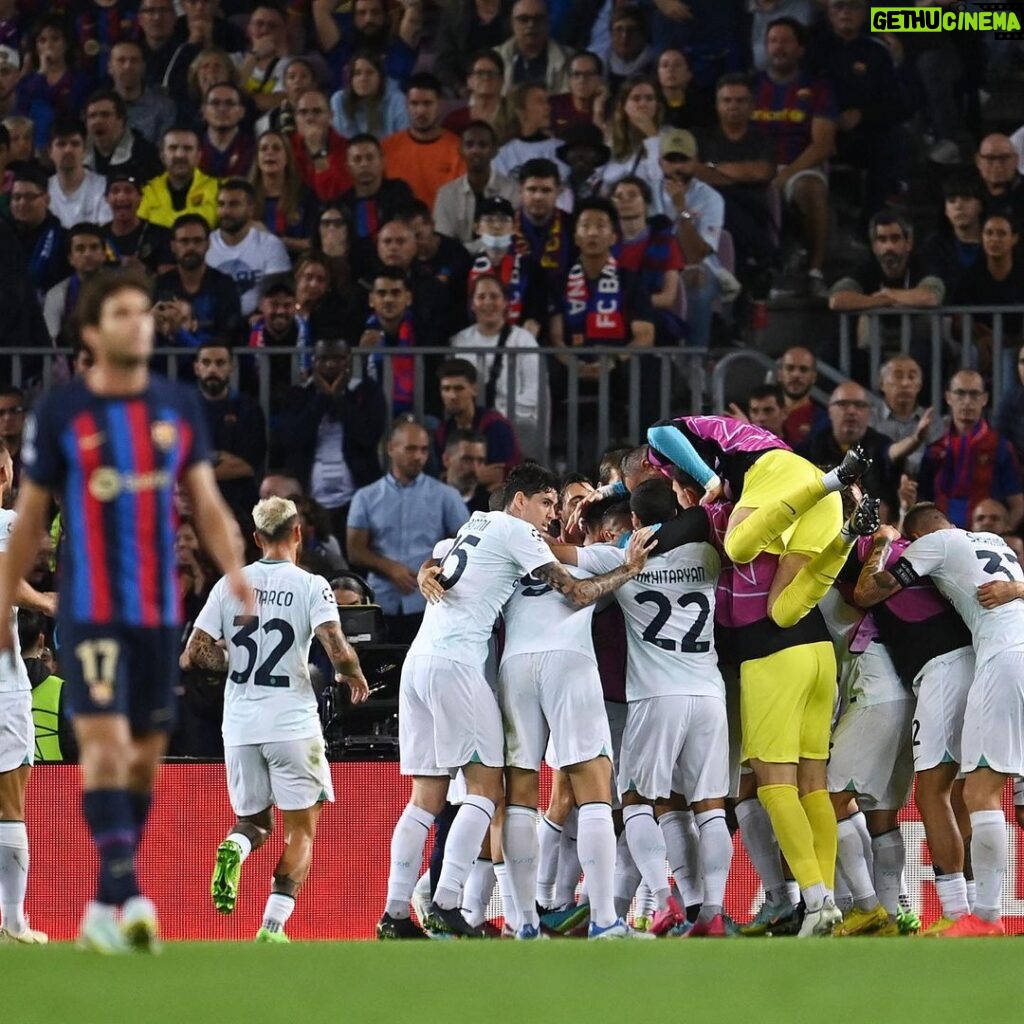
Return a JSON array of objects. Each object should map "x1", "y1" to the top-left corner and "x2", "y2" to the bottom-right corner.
[{"x1": 375, "y1": 413, "x2": 1024, "y2": 941}]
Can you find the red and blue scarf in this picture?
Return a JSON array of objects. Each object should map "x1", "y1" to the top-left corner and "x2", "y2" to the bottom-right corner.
[
  {"x1": 564, "y1": 257, "x2": 626, "y2": 346},
  {"x1": 366, "y1": 311, "x2": 416, "y2": 412}
]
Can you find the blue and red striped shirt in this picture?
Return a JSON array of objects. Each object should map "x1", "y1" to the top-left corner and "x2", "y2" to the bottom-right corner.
[
  {"x1": 750, "y1": 71, "x2": 836, "y2": 167},
  {"x1": 23, "y1": 376, "x2": 211, "y2": 628}
]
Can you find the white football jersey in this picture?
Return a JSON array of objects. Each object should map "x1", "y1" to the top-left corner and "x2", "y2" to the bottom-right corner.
[
  {"x1": 500, "y1": 562, "x2": 598, "y2": 663},
  {"x1": 578, "y1": 541, "x2": 723, "y2": 701},
  {"x1": 0, "y1": 509, "x2": 29, "y2": 694},
  {"x1": 409, "y1": 511, "x2": 554, "y2": 668},
  {"x1": 194, "y1": 558, "x2": 339, "y2": 746},
  {"x1": 893, "y1": 529, "x2": 1024, "y2": 665},
  {"x1": 207, "y1": 227, "x2": 291, "y2": 316}
]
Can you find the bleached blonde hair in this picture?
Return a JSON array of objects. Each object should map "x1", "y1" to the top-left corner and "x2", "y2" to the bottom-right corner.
[{"x1": 252, "y1": 496, "x2": 299, "y2": 541}]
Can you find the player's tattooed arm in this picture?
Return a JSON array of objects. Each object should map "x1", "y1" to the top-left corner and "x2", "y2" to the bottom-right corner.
[
  {"x1": 314, "y1": 621, "x2": 370, "y2": 702},
  {"x1": 182, "y1": 627, "x2": 228, "y2": 672},
  {"x1": 534, "y1": 531, "x2": 656, "y2": 608},
  {"x1": 854, "y1": 527, "x2": 904, "y2": 608}
]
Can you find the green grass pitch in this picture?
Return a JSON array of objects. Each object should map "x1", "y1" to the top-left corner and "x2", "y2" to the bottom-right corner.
[{"x1": 3, "y1": 940, "x2": 1022, "y2": 1024}]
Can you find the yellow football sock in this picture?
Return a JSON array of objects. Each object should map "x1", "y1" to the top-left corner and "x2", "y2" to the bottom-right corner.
[
  {"x1": 800, "y1": 789, "x2": 838, "y2": 892},
  {"x1": 757, "y1": 784, "x2": 823, "y2": 891},
  {"x1": 724, "y1": 477, "x2": 829, "y2": 565},
  {"x1": 769, "y1": 532, "x2": 855, "y2": 629}
]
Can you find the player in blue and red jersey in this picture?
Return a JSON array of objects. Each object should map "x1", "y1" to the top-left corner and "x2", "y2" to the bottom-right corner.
[{"x1": 0, "y1": 271, "x2": 249, "y2": 954}]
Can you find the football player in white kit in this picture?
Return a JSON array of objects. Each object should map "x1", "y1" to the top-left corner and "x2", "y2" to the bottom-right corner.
[
  {"x1": 185, "y1": 497, "x2": 369, "y2": 943},
  {"x1": 0, "y1": 440, "x2": 55, "y2": 944},
  {"x1": 573, "y1": 478, "x2": 735, "y2": 937},
  {"x1": 860, "y1": 501, "x2": 1024, "y2": 937},
  {"x1": 377, "y1": 463, "x2": 653, "y2": 939}
]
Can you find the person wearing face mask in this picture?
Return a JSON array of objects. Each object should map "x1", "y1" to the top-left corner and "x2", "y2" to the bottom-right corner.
[{"x1": 193, "y1": 340, "x2": 267, "y2": 523}]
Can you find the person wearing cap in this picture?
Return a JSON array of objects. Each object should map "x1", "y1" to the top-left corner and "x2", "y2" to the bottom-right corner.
[
  {"x1": 0, "y1": 45, "x2": 20, "y2": 122},
  {"x1": 494, "y1": 82, "x2": 566, "y2": 184},
  {"x1": 550, "y1": 52, "x2": 608, "y2": 139},
  {"x1": 83, "y1": 89, "x2": 163, "y2": 185},
  {"x1": 102, "y1": 172, "x2": 174, "y2": 274},
  {"x1": 207, "y1": 178, "x2": 291, "y2": 317},
  {"x1": 751, "y1": 16, "x2": 837, "y2": 296},
  {"x1": 434, "y1": 120, "x2": 519, "y2": 251},
  {"x1": 653, "y1": 126, "x2": 736, "y2": 349},
  {"x1": 556, "y1": 121, "x2": 610, "y2": 208}
]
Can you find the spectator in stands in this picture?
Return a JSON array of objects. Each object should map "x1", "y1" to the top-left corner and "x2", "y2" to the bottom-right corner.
[
  {"x1": 198, "y1": 81, "x2": 255, "y2": 179},
  {"x1": 83, "y1": 90, "x2": 162, "y2": 184},
  {"x1": 9, "y1": 162, "x2": 68, "y2": 301},
  {"x1": 102, "y1": 173, "x2": 172, "y2": 275},
  {"x1": 750, "y1": 0, "x2": 816, "y2": 71},
  {"x1": 920, "y1": 172, "x2": 984, "y2": 297},
  {"x1": 557, "y1": 121, "x2": 611, "y2": 208},
  {"x1": 0, "y1": 387, "x2": 27, "y2": 488},
  {"x1": 16, "y1": 16, "x2": 90, "y2": 154},
  {"x1": 330, "y1": 50, "x2": 408, "y2": 140},
  {"x1": 3, "y1": 116, "x2": 33, "y2": 165},
  {"x1": 312, "y1": 202, "x2": 358, "y2": 301},
  {"x1": 550, "y1": 51, "x2": 608, "y2": 139},
  {"x1": 607, "y1": 5, "x2": 654, "y2": 94},
  {"x1": 42, "y1": 223, "x2": 107, "y2": 345},
  {"x1": 138, "y1": 0, "x2": 181, "y2": 90},
  {"x1": 656, "y1": 48, "x2": 714, "y2": 132},
  {"x1": 256, "y1": 56, "x2": 316, "y2": 136},
  {"x1": 382, "y1": 73, "x2": 465, "y2": 208},
  {"x1": 154, "y1": 212, "x2": 243, "y2": 347},
  {"x1": 47, "y1": 121, "x2": 112, "y2": 230},
  {"x1": 497, "y1": 0, "x2": 572, "y2": 94},
  {"x1": 259, "y1": 472, "x2": 304, "y2": 501},
  {"x1": 280, "y1": 337, "x2": 386, "y2": 545},
  {"x1": 250, "y1": 129, "x2": 316, "y2": 257},
  {"x1": 494, "y1": 82, "x2": 563, "y2": 183},
  {"x1": 434, "y1": 358, "x2": 521, "y2": 488},
  {"x1": 338, "y1": 133, "x2": 414, "y2": 258},
  {"x1": 409, "y1": 201, "x2": 474, "y2": 329},
  {"x1": 452, "y1": 272, "x2": 549, "y2": 458},
  {"x1": 246, "y1": 276, "x2": 306, "y2": 391},
  {"x1": 827, "y1": 209, "x2": 945, "y2": 379},
  {"x1": 800, "y1": 380, "x2": 898, "y2": 511},
  {"x1": 0, "y1": 214, "x2": 48, "y2": 356},
  {"x1": 441, "y1": 49, "x2": 512, "y2": 139},
  {"x1": 751, "y1": 16, "x2": 837, "y2": 295},
  {"x1": 194, "y1": 342, "x2": 267, "y2": 523},
  {"x1": 442, "y1": 429, "x2": 491, "y2": 514},
  {"x1": 610, "y1": 174, "x2": 685, "y2": 347},
  {"x1": 291, "y1": 86, "x2": 353, "y2": 202},
  {"x1": 602, "y1": 75, "x2": 663, "y2": 192},
  {"x1": 953, "y1": 212, "x2": 1024, "y2": 379},
  {"x1": 177, "y1": 0, "x2": 247, "y2": 55},
  {"x1": 347, "y1": 418, "x2": 468, "y2": 644},
  {"x1": 516, "y1": 157, "x2": 574, "y2": 288},
  {"x1": 139, "y1": 127, "x2": 220, "y2": 229},
  {"x1": 434, "y1": 121, "x2": 520, "y2": 249},
  {"x1": 110, "y1": 40, "x2": 177, "y2": 146},
  {"x1": 173, "y1": 47, "x2": 237, "y2": 125},
  {"x1": 775, "y1": 344, "x2": 827, "y2": 447},
  {"x1": 918, "y1": 369, "x2": 1024, "y2": 530},
  {"x1": 0, "y1": 48, "x2": 18, "y2": 122},
  {"x1": 207, "y1": 178, "x2": 291, "y2": 317},
  {"x1": 814, "y1": 0, "x2": 910, "y2": 214},
  {"x1": 742, "y1": 382, "x2": 787, "y2": 439},
  {"x1": 872, "y1": 355, "x2": 942, "y2": 475},
  {"x1": 976, "y1": 133, "x2": 1024, "y2": 226},
  {"x1": 693, "y1": 73, "x2": 777, "y2": 293},
  {"x1": 971, "y1": 498, "x2": 1024, "y2": 561},
  {"x1": 994, "y1": 342, "x2": 1024, "y2": 465},
  {"x1": 435, "y1": 2, "x2": 513, "y2": 98},
  {"x1": 235, "y1": 3, "x2": 291, "y2": 112},
  {"x1": 294, "y1": 249, "x2": 349, "y2": 346},
  {"x1": 312, "y1": 0, "x2": 422, "y2": 87}
]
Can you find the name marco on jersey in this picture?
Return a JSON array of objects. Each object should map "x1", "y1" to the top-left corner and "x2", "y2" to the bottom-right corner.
[
  {"x1": 254, "y1": 588, "x2": 296, "y2": 607},
  {"x1": 634, "y1": 566, "x2": 708, "y2": 585}
]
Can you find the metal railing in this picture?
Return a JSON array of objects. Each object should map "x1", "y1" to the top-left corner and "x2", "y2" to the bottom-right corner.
[{"x1": 0, "y1": 344, "x2": 713, "y2": 473}]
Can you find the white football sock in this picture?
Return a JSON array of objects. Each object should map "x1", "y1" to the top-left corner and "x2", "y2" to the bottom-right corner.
[
  {"x1": 535, "y1": 815, "x2": 562, "y2": 908},
  {"x1": 735, "y1": 798, "x2": 787, "y2": 905},
  {"x1": 460, "y1": 857, "x2": 495, "y2": 927},
  {"x1": 385, "y1": 804, "x2": 435, "y2": 919},
  {"x1": 834, "y1": 869, "x2": 854, "y2": 913},
  {"x1": 613, "y1": 830, "x2": 641, "y2": 919},
  {"x1": 577, "y1": 803, "x2": 617, "y2": 928},
  {"x1": 871, "y1": 829, "x2": 904, "y2": 917},
  {"x1": 261, "y1": 892, "x2": 294, "y2": 934},
  {"x1": 660, "y1": 810, "x2": 702, "y2": 909},
  {"x1": 934, "y1": 872, "x2": 969, "y2": 920},
  {"x1": 493, "y1": 861, "x2": 519, "y2": 931},
  {"x1": 225, "y1": 831, "x2": 253, "y2": 861},
  {"x1": 785, "y1": 880, "x2": 800, "y2": 907},
  {"x1": 553, "y1": 809, "x2": 581, "y2": 907},
  {"x1": 966, "y1": 878, "x2": 977, "y2": 912},
  {"x1": 503, "y1": 806, "x2": 540, "y2": 929},
  {"x1": 837, "y1": 814, "x2": 877, "y2": 910},
  {"x1": 621, "y1": 805, "x2": 670, "y2": 910},
  {"x1": 694, "y1": 809, "x2": 732, "y2": 916},
  {"x1": 0, "y1": 821, "x2": 29, "y2": 934},
  {"x1": 970, "y1": 810, "x2": 1007, "y2": 923},
  {"x1": 435, "y1": 795, "x2": 495, "y2": 911}
]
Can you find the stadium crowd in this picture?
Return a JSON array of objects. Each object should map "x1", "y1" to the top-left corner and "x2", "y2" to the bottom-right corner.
[{"x1": 1, "y1": 0, "x2": 1024, "y2": 947}]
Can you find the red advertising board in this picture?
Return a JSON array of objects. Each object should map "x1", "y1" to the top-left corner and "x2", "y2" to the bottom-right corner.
[{"x1": 23, "y1": 763, "x2": 1024, "y2": 940}]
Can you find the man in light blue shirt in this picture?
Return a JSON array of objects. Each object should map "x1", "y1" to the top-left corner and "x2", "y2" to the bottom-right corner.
[{"x1": 347, "y1": 419, "x2": 469, "y2": 644}]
